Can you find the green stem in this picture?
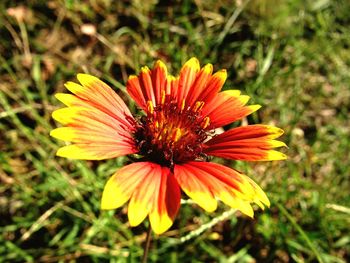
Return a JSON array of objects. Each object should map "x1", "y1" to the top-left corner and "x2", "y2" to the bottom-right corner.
[{"x1": 142, "y1": 225, "x2": 152, "y2": 263}]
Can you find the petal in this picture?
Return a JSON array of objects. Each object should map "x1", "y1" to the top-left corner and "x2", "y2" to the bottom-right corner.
[
  {"x1": 56, "y1": 143, "x2": 136, "y2": 160},
  {"x1": 149, "y1": 167, "x2": 181, "y2": 234},
  {"x1": 139, "y1": 66, "x2": 156, "y2": 105},
  {"x1": 51, "y1": 106, "x2": 136, "y2": 160},
  {"x1": 185, "y1": 63, "x2": 214, "y2": 107},
  {"x1": 128, "y1": 165, "x2": 161, "y2": 227},
  {"x1": 205, "y1": 125, "x2": 287, "y2": 161},
  {"x1": 174, "y1": 163, "x2": 218, "y2": 212},
  {"x1": 177, "y1": 57, "x2": 200, "y2": 107},
  {"x1": 166, "y1": 75, "x2": 179, "y2": 98},
  {"x1": 174, "y1": 162, "x2": 270, "y2": 217},
  {"x1": 194, "y1": 69, "x2": 227, "y2": 105},
  {"x1": 66, "y1": 74, "x2": 134, "y2": 129},
  {"x1": 103, "y1": 162, "x2": 180, "y2": 234},
  {"x1": 151, "y1": 60, "x2": 168, "y2": 105},
  {"x1": 126, "y1": 75, "x2": 147, "y2": 110},
  {"x1": 55, "y1": 93, "x2": 91, "y2": 107},
  {"x1": 201, "y1": 90, "x2": 261, "y2": 129},
  {"x1": 101, "y1": 162, "x2": 154, "y2": 210},
  {"x1": 52, "y1": 107, "x2": 133, "y2": 136},
  {"x1": 126, "y1": 61, "x2": 168, "y2": 110}
]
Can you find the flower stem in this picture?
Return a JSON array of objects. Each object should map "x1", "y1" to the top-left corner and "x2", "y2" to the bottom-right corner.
[{"x1": 142, "y1": 224, "x2": 152, "y2": 263}]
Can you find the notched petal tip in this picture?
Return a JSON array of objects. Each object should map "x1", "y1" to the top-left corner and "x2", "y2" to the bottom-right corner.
[
  {"x1": 267, "y1": 126, "x2": 284, "y2": 138},
  {"x1": 248, "y1": 104, "x2": 262, "y2": 113},
  {"x1": 236, "y1": 200, "x2": 254, "y2": 218},
  {"x1": 141, "y1": 66, "x2": 151, "y2": 73},
  {"x1": 267, "y1": 150, "x2": 287, "y2": 161}
]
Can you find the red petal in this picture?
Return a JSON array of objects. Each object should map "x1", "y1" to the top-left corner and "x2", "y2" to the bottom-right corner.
[
  {"x1": 194, "y1": 69, "x2": 227, "y2": 105},
  {"x1": 185, "y1": 63, "x2": 213, "y2": 107},
  {"x1": 177, "y1": 57, "x2": 200, "y2": 107},
  {"x1": 149, "y1": 167, "x2": 181, "y2": 234},
  {"x1": 126, "y1": 61, "x2": 168, "y2": 110},
  {"x1": 174, "y1": 162, "x2": 270, "y2": 217},
  {"x1": 201, "y1": 90, "x2": 260, "y2": 129},
  {"x1": 103, "y1": 162, "x2": 180, "y2": 234},
  {"x1": 205, "y1": 125, "x2": 286, "y2": 161}
]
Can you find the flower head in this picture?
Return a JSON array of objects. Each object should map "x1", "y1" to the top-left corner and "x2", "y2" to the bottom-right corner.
[{"x1": 51, "y1": 58, "x2": 286, "y2": 234}]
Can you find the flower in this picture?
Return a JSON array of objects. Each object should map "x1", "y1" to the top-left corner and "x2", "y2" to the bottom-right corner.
[{"x1": 51, "y1": 58, "x2": 286, "y2": 234}]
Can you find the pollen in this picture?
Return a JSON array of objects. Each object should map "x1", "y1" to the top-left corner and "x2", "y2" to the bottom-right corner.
[{"x1": 134, "y1": 95, "x2": 210, "y2": 167}]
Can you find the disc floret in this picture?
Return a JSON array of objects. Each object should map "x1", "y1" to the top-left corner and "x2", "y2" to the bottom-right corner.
[{"x1": 134, "y1": 93, "x2": 210, "y2": 167}]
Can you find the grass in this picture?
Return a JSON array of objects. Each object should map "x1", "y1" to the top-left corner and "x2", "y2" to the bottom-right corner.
[{"x1": 1, "y1": 0, "x2": 349, "y2": 262}]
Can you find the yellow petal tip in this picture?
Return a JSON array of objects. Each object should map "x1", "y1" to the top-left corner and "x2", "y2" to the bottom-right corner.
[
  {"x1": 239, "y1": 95, "x2": 250, "y2": 105},
  {"x1": 267, "y1": 150, "x2": 287, "y2": 161},
  {"x1": 128, "y1": 74, "x2": 138, "y2": 80},
  {"x1": 184, "y1": 57, "x2": 200, "y2": 70},
  {"x1": 141, "y1": 66, "x2": 151, "y2": 73},
  {"x1": 203, "y1": 63, "x2": 213, "y2": 74},
  {"x1": 214, "y1": 69, "x2": 227, "y2": 82},
  {"x1": 155, "y1": 60, "x2": 167, "y2": 70},
  {"x1": 249, "y1": 104, "x2": 262, "y2": 112},
  {"x1": 224, "y1": 89, "x2": 241, "y2": 97}
]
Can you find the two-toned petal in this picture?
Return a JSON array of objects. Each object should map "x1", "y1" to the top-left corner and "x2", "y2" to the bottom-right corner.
[
  {"x1": 174, "y1": 161, "x2": 270, "y2": 217},
  {"x1": 51, "y1": 74, "x2": 138, "y2": 160},
  {"x1": 201, "y1": 90, "x2": 261, "y2": 129},
  {"x1": 101, "y1": 162, "x2": 155, "y2": 210},
  {"x1": 177, "y1": 58, "x2": 227, "y2": 109},
  {"x1": 66, "y1": 74, "x2": 134, "y2": 129},
  {"x1": 187, "y1": 68, "x2": 227, "y2": 107},
  {"x1": 126, "y1": 60, "x2": 168, "y2": 110},
  {"x1": 51, "y1": 106, "x2": 137, "y2": 160},
  {"x1": 176, "y1": 57, "x2": 200, "y2": 107},
  {"x1": 101, "y1": 162, "x2": 181, "y2": 234},
  {"x1": 204, "y1": 125, "x2": 287, "y2": 161}
]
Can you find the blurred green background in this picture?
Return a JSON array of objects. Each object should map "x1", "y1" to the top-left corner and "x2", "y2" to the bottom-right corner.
[{"x1": 1, "y1": 0, "x2": 349, "y2": 262}]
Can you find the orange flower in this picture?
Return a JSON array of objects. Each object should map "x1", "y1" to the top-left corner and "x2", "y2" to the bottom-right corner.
[{"x1": 51, "y1": 58, "x2": 286, "y2": 234}]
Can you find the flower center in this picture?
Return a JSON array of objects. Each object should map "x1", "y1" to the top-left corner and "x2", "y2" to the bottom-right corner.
[{"x1": 134, "y1": 93, "x2": 211, "y2": 167}]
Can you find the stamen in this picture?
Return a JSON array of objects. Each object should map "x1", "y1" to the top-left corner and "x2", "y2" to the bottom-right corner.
[
  {"x1": 172, "y1": 128, "x2": 182, "y2": 143},
  {"x1": 193, "y1": 101, "x2": 205, "y2": 112},
  {"x1": 161, "y1": 90, "x2": 166, "y2": 105},
  {"x1": 198, "y1": 101, "x2": 205, "y2": 111},
  {"x1": 180, "y1": 99, "x2": 186, "y2": 112},
  {"x1": 134, "y1": 98, "x2": 212, "y2": 166},
  {"x1": 201, "y1": 117, "x2": 210, "y2": 129},
  {"x1": 147, "y1": 100, "x2": 154, "y2": 114}
]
